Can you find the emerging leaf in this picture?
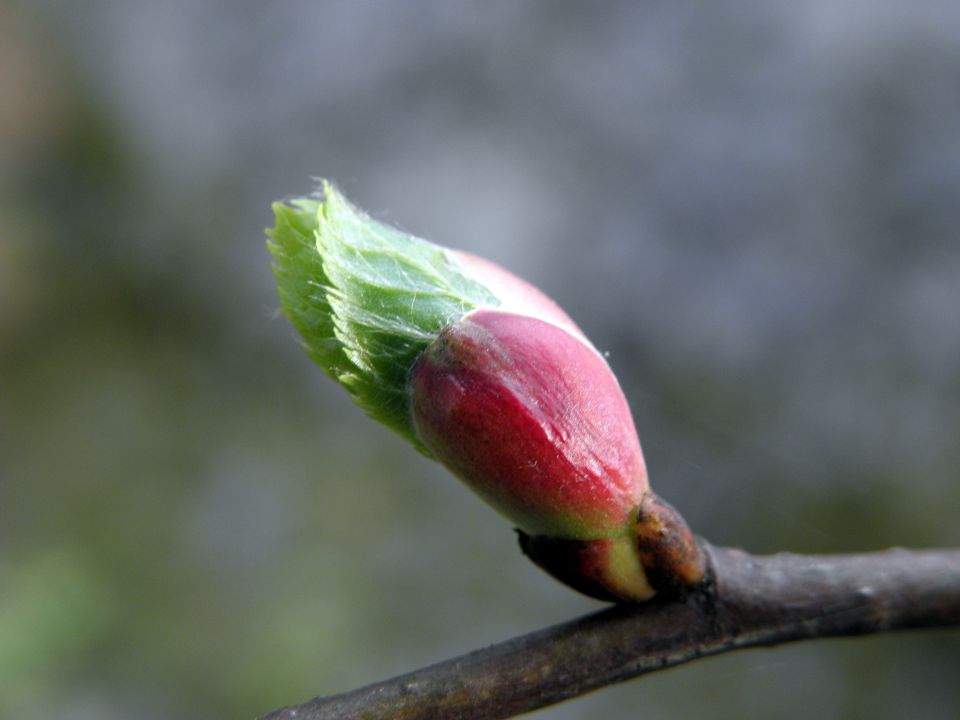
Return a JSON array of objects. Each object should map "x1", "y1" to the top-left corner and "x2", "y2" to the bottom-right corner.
[{"x1": 267, "y1": 182, "x2": 498, "y2": 449}]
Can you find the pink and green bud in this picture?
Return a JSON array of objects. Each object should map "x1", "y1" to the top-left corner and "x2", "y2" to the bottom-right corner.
[{"x1": 268, "y1": 182, "x2": 705, "y2": 602}]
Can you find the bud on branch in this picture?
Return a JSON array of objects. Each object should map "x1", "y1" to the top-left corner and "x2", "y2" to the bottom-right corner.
[{"x1": 267, "y1": 182, "x2": 705, "y2": 601}]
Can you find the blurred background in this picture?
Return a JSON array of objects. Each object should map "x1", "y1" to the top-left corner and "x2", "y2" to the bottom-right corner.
[{"x1": 2, "y1": 1, "x2": 959, "y2": 718}]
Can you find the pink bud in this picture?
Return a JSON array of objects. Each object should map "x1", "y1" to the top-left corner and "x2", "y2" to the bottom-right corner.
[
  {"x1": 410, "y1": 309, "x2": 647, "y2": 540},
  {"x1": 409, "y1": 308, "x2": 706, "y2": 602}
]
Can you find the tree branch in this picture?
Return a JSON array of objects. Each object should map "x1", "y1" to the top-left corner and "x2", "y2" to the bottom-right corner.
[{"x1": 260, "y1": 545, "x2": 960, "y2": 720}]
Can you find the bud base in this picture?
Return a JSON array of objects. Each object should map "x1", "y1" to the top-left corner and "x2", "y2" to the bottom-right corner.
[
  {"x1": 518, "y1": 493, "x2": 707, "y2": 603},
  {"x1": 634, "y1": 493, "x2": 707, "y2": 592}
]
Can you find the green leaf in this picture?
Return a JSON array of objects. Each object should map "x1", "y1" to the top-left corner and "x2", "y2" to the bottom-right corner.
[{"x1": 267, "y1": 182, "x2": 499, "y2": 450}]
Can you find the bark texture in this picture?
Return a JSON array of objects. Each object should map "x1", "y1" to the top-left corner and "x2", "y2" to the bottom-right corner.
[{"x1": 260, "y1": 544, "x2": 960, "y2": 720}]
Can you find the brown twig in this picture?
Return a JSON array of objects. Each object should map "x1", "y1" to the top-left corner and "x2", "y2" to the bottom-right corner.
[{"x1": 259, "y1": 544, "x2": 960, "y2": 720}]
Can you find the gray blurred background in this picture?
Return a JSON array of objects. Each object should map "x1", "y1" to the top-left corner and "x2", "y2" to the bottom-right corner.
[{"x1": 2, "y1": 1, "x2": 959, "y2": 718}]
